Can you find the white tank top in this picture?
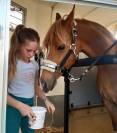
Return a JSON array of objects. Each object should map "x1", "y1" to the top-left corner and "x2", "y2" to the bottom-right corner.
[{"x1": 8, "y1": 60, "x2": 39, "y2": 98}]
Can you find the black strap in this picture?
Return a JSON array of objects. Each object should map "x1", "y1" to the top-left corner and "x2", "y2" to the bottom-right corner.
[
  {"x1": 78, "y1": 40, "x2": 117, "y2": 81},
  {"x1": 59, "y1": 49, "x2": 73, "y2": 68},
  {"x1": 87, "y1": 40, "x2": 117, "y2": 71}
]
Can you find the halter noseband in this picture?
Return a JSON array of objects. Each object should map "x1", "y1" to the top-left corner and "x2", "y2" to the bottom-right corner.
[{"x1": 40, "y1": 21, "x2": 78, "y2": 74}]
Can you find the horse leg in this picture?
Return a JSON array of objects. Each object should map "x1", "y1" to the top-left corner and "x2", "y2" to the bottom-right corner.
[{"x1": 103, "y1": 98, "x2": 117, "y2": 132}]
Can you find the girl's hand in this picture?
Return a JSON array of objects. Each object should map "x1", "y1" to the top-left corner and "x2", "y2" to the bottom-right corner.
[
  {"x1": 44, "y1": 99, "x2": 55, "y2": 114},
  {"x1": 17, "y1": 102, "x2": 36, "y2": 122}
]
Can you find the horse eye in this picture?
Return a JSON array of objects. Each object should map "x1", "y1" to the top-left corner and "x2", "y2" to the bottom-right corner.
[{"x1": 57, "y1": 45, "x2": 65, "y2": 51}]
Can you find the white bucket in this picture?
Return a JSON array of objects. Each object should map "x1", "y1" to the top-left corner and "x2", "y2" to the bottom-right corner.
[{"x1": 29, "y1": 106, "x2": 47, "y2": 129}]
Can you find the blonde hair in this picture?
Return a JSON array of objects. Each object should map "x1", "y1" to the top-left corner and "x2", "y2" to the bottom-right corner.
[{"x1": 8, "y1": 25, "x2": 40, "y2": 81}]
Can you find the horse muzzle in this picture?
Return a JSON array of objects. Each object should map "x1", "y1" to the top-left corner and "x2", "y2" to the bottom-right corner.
[
  {"x1": 40, "y1": 79, "x2": 49, "y2": 93},
  {"x1": 39, "y1": 59, "x2": 62, "y2": 92},
  {"x1": 40, "y1": 72, "x2": 57, "y2": 93}
]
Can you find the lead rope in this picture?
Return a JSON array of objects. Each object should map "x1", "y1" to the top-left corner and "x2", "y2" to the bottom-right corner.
[{"x1": 48, "y1": 113, "x2": 54, "y2": 127}]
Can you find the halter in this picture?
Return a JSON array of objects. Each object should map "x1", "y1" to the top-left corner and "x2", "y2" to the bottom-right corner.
[{"x1": 40, "y1": 21, "x2": 78, "y2": 74}]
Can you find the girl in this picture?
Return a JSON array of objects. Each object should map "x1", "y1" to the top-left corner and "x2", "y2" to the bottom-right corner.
[{"x1": 6, "y1": 25, "x2": 55, "y2": 133}]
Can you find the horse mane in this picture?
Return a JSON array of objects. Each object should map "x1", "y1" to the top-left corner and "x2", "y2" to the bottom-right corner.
[
  {"x1": 76, "y1": 18, "x2": 114, "y2": 39},
  {"x1": 43, "y1": 19, "x2": 65, "y2": 49}
]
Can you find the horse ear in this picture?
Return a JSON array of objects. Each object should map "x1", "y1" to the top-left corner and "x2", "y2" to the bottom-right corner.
[
  {"x1": 56, "y1": 13, "x2": 61, "y2": 21},
  {"x1": 63, "y1": 5, "x2": 75, "y2": 29}
]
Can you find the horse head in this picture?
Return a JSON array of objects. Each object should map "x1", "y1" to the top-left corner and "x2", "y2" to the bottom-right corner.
[{"x1": 40, "y1": 6, "x2": 80, "y2": 92}]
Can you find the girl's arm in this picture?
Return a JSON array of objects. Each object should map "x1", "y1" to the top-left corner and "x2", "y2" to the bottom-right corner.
[
  {"x1": 35, "y1": 86, "x2": 55, "y2": 113},
  {"x1": 35, "y1": 73, "x2": 55, "y2": 113},
  {"x1": 7, "y1": 94, "x2": 35, "y2": 120}
]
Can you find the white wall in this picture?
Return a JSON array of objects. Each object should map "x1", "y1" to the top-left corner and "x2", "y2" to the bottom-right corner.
[{"x1": 12, "y1": 0, "x2": 51, "y2": 44}]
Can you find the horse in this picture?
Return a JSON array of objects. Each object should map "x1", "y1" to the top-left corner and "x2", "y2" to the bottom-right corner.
[{"x1": 40, "y1": 6, "x2": 117, "y2": 132}]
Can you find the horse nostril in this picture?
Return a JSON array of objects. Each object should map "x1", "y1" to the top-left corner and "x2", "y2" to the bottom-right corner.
[{"x1": 41, "y1": 79, "x2": 49, "y2": 93}]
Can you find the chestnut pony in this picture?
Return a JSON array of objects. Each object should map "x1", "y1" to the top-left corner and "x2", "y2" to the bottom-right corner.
[{"x1": 41, "y1": 6, "x2": 117, "y2": 132}]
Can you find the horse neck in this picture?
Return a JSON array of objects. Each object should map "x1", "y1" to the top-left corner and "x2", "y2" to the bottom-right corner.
[{"x1": 76, "y1": 20, "x2": 115, "y2": 58}]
